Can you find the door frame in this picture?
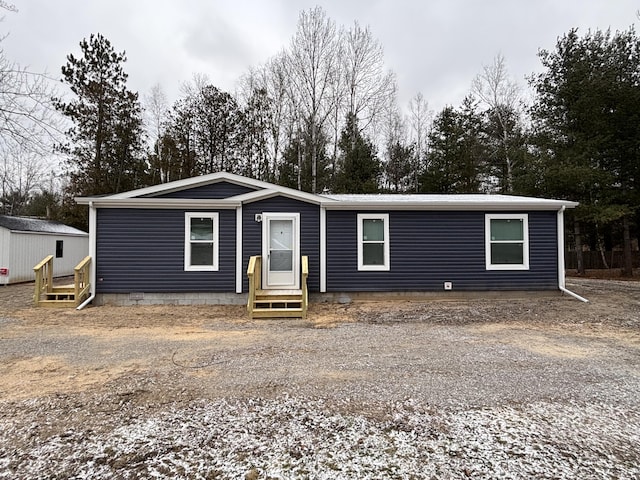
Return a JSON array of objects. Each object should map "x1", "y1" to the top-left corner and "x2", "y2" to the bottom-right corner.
[{"x1": 261, "y1": 212, "x2": 300, "y2": 290}]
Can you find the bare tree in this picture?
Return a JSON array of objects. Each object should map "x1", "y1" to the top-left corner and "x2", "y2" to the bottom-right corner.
[
  {"x1": 0, "y1": 45, "x2": 62, "y2": 156},
  {"x1": 285, "y1": 6, "x2": 341, "y2": 193},
  {"x1": 143, "y1": 83, "x2": 170, "y2": 182},
  {"x1": 0, "y1": 3, "x2": 63, "y2": 213},
  {"x1": 0, "y1": 144, "x2": 54, "y2": 214},
  {"x1": 407, "y1": 92, "x2": 432, "y2": 191},
  {"x1": 381, "y1": 91, "x2": 414, "y2": 192},
  {"x1": 471, "y1": 53, "x2": 521, "y2": 192},
  {"x1": 342, "y1": 21, "x2": 395, "y2": 134}
]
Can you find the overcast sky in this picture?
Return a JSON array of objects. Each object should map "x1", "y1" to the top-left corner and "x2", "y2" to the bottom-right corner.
[{"x1": 3, "y1": 0, "x2": 639, "y2": 114}]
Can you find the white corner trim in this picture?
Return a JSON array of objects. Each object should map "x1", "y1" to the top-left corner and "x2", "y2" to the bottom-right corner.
[
  {"x1": 236, "y1": 206, "x2": 243, "y2": 294},
  {"x1": 557, "y1": 206, "x2": 566, "y2": 289},
  {"x1": 320, "y1": 207, "x2": 326, "y2": 292},
  {"x1": 89, "y1": 202, "x2": 97, "y2": 296}
]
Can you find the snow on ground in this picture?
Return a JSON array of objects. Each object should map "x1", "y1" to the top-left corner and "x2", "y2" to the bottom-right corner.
[{"x1": 1, "y1": 396, "x2": 638, "y2": 479}]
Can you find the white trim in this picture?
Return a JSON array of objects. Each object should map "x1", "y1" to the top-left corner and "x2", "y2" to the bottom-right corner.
[
  {"x1": 88, "y1": 202, "x2": 97, "y2": 296},
  {"x1": 184, "y1": 212, "x2": 219, "y2": 271},
  {"x1": 83, "y1": 171, "x2": 333, "y2": 204},
  {"x1": 75, "y1": 198, "x2": 239, "y2": 209},
  {"x1": 357, "y1": 213, "x2": 390, "y2": 271},
  {"x1": 236, "y1": 206, "x2": 243, "y2": 294},
  {"x1": 557, "y1": 206, "x2": 566, "y2": 289},
  {"x1": 1, "y1": 230, "x2": 87, "y2": 237},
  {"x1": 261, "y1": 212, "x2": 300, "y2": 289},
  {"x1": 322, "y1": 194, "x2": 578, "y2": 211},
  {"x1": 320, "y1": 207, "x2": 326, "y2": 292},
  {"x1": 485, "y1": 213, "x2": 529, "y2": 271}
]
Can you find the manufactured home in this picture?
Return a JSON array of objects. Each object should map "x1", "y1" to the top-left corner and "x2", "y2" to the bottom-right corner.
[
  {"x1": 0, "y1": 215, "x2": 88, "y2": 285},
  {"x1": 75, "y1": 172, "x2": 578, "y2": 315}
]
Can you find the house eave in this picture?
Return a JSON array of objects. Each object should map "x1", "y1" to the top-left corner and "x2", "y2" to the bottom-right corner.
[
  {"x1": 75, "y1": 197, "x2": 240, "y2": 209},
  {"x1": 321, "y1": 200, "x2": 578, "y2": 211},
  {"x1": 3, "y1": 229, "x2": 88, "y2": 237}
]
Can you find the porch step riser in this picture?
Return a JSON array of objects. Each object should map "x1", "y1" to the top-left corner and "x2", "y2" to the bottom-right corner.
[
  {"x1": 255, "y1": 295, "x2": 302, "y2": 301},
  {"x1": 254, "y1": 303, "x2": 302, "y2": 310},
  {"x1": 251, "y1": 308, "x2": 304, "y2": 318},
  {"x1": 37, "y1": 300, "x2": 78, "y2": 308}
]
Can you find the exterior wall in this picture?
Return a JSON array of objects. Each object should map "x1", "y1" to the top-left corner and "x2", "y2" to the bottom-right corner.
[
  {"x1": 1, "y1": 231, "x2": 88, "y2": 284},
  {"x1": 0, "y1": 228, "x2": 10, "y2": 285},
  {"x1": 96, "y1": 208, "x2": 237, "y2": 293},
  {"x1": 326, "y1": 210, "x2": 558, "y2": 292},
  {"x1": 147, "y1": 181, "x2": 255, "y2": 199},
  {"x1": 242, "y1": 196, "x2": 320, "y2": 293}
]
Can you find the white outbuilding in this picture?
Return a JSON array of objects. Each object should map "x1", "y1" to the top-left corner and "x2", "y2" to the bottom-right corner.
[{"x1": 0, "y1": 215, "x2": 88, "y2": 285}]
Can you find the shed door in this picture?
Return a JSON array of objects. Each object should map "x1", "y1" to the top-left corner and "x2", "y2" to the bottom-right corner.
[{"x1": 262, "y1": 213, "x2": 300, "y2": 289}]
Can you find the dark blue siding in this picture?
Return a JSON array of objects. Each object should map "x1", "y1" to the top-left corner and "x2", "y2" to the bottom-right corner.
[
  {"x1": 96, "y1": 208, "x2": 236, "y2": 293},
  {"x1": 147, "y1": 181, "x2": 255, "y2": 199},
  {"x1": 242, "y1": 196, "x2": 320, "y2": 293},
  {"x1": 326, "y1": 210, "x2": 558, "y2": 291}
]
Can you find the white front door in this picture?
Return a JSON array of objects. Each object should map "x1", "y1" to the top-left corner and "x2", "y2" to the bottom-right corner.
[{"x1": 262, "y1": 213, "x2": 300, "y2": 289}]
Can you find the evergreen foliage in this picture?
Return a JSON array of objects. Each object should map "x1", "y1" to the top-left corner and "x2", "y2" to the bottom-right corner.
[
  {"x1": 55, "y1": 33, "x2": 145, "y2": 198},
  {"x1": 530, "y1": 27, "x2": 640, "y2": 275},
  {"x1": 334, "y1": 113, "x2": 380, "y2": 193}
]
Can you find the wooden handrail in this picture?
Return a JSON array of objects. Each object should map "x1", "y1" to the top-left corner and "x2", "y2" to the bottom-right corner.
[
  {"x1": 74, "y1": 256, "x2": 92, "y2": 303},
  {"x1": 247, "y1": 255, "x2": 261, "y2": 315},
  {"x1": 33, "y1": 255, "x2": 54, "y2": 305},
  {"x1": 301, "y1": 255, "x2": 309, "y2": 318}
]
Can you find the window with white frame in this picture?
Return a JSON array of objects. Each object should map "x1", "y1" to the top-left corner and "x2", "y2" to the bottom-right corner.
[
  {"x1": 485, "y1": 213, "x2": 529, "y2": 270},
  {"x1": 185, "y1": 212, "x2": 219, "y2": 271},
  {"x1": 357, "y1": 213, "x2": 390, "y2": 271}
]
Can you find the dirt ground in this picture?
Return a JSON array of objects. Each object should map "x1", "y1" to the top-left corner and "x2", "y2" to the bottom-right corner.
[
  {"x1": 0, "y1": 278, "x2": 638, "y2": 403},
  {"x1": 0, "y1": 278, "x2": 639, "y2": 478}
]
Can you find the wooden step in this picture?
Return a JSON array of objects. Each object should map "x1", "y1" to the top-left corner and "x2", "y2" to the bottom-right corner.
[
  {"x1": 44, "y1": 292, "x2": 76, "y2": 301},
  {"x1": 256, "y1": 289, "x2": 302, "y2": 296},
  {"x1": 36, "y1": 299, "x2": 78, "y2": 309},
  {"x1": 253, "y1": 298, "x2": 302, "y2": 308},
  {"x1": 250, "y1": 307, "x2": 305, "y2": 318}
]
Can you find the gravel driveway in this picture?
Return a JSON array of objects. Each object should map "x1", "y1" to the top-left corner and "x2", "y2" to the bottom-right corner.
[{"x1": 0, "y1": 278, "x2": 639, "y2": 478}]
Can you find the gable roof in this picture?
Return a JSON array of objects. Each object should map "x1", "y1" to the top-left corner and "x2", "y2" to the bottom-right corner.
[
  {"x1": 75, "y1": 171, "x2": 578, "y2": 210},
  {"x1": 76, "y1": 171, "x2": 332, "y2": 207},
  {"x1": 0, "y1": 215, "x2": 87, "y2": 235}
]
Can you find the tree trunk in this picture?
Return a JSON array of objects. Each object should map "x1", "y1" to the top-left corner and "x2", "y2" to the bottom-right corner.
[
  {"x1": 574, "y1": 220, "x2": 584, "y2": 275},
  {"x1": 622, "y1": 215, "x2": 633, "y2": 277}
]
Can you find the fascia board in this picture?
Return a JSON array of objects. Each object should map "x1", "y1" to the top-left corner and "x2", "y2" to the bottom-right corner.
[
  {"x1": 8, "y1": 230, "x2": 88, "y2": 237},
  {"x1": 79, "y1": 171, "x2": 334, "y2": 204},
  {"x1": 75, "y1": 198, "x2": 239, "y2": 209},
  {"x1": 233, "y1": 188, "x2": 335, "y2": 205},
  {"x1": 321, "y1": 200, "x2": 578, "y2": 211},
  {"x1": 104, "y1": 172, "x2": 231, "y2": 199}
]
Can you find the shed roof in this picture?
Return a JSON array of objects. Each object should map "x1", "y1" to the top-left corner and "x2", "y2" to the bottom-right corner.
[{"x1": 0, "y1": 215, "x2": 87, "y2": 236}]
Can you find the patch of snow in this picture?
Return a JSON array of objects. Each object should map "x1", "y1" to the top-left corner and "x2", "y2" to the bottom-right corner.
[{"x1": 0, "y1": 397, "x2": 638, "y2": 479}]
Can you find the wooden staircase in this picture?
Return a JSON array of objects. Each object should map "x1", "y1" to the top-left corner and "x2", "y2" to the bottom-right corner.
[
  {"x1": 33, "y1": 255, "x2": 92, "y2": 308},
  {"x1": 247, "y1": 256, "x2": 308, "y2": 319}
]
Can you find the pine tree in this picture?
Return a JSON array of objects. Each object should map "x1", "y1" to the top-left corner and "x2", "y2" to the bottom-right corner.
[
  {"x1": 420, "y1": 99, "x2": 486, "y2": 194},
  {"x1": 334, "y1": 113, "x2": 380, "y2": 193},
  {"x1": 530, "y1": 27, "x2": 640, "y2": 276},
  {"x1": 55, "y1": 33, "x2": 146, "y2": 201}
]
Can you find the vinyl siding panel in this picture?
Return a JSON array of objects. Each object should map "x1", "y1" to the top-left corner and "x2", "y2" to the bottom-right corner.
[
  {"x1": 326, "y1": 210, "x2": 558, "y2": 291},
  {"x1": 0, "y1": 230, "x2": 88, "y2": 284},
  {"x1": 242, "y1": 196, "x2": 320, "y2": 293},
  {"x1": 146, "y1": 181, "x2": 255, "y2": 199},
  {"x1": 96, "y1": 208, "x2": 236, "y2": 293}
]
